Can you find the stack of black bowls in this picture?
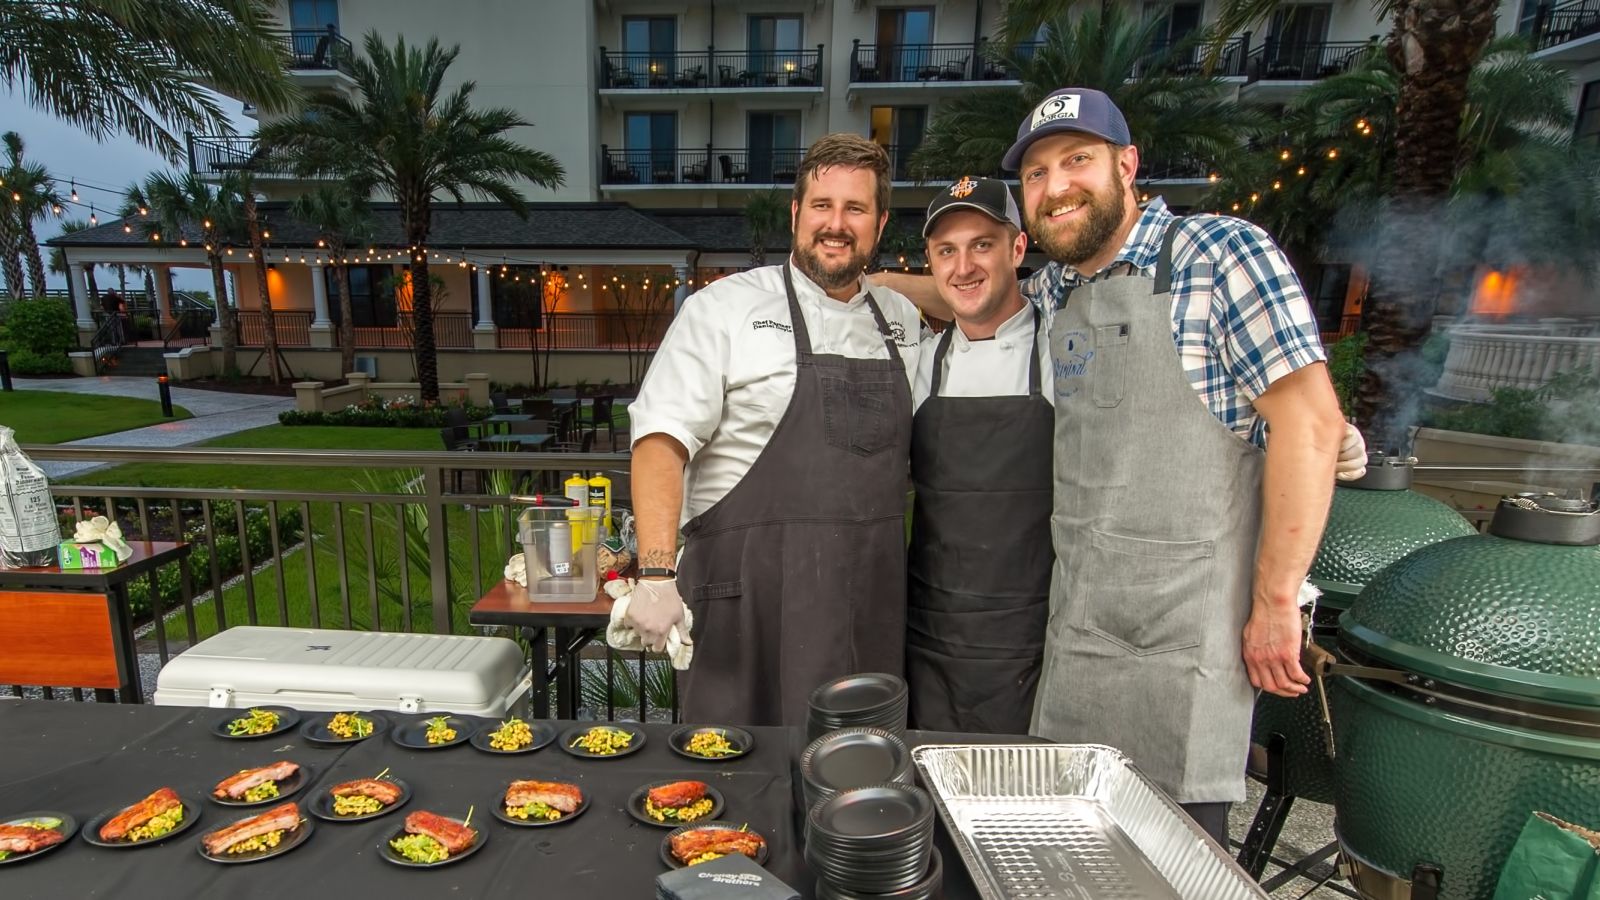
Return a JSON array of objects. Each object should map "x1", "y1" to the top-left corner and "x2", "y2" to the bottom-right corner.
[
  {"x1": 800, "y1": 727, "x2": 914, "y2": 813},
  {"x1": 807, "y1": 673, "x2": 909, "y2": 741},
  {"x1": 806, "y1": 784, "x2": 941, "y2": 900}
]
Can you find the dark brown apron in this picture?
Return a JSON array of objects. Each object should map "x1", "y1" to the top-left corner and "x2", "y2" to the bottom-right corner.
[
  {"x1": 906, "y1": 309, "x2": 1053, "y2": 734},
  {"x1": 676, "y1": 263, "x2": 914, "y2": 727}
]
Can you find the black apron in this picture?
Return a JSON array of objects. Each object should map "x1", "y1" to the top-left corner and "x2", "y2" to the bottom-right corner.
[
  {"x1": 676, "y1": 264, "x2": 914, "y2": 728},
  {"x1": 906, "y1": 309, "x2": 1054, "y2": 734}
]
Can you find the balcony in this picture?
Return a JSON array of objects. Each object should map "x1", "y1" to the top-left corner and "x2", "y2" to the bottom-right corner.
[
  {"x1": 598, "y1": 47, "x2": 824, "y2": 96},
  {"x1": 187, "y1": 134, "x2": 311, "y2": 180},
  {"x1": 1131, "y1": 37, "x2": 1250, "y2": 79},
  {"x1": 1531, "y1": 0, "x2": 1600, "y2": 64},
  {"x1": 1239, "y1": 40, "x2": 1377, "y2": 103},
  {"x1": 849, "y1": 40, "x2": 1039, "y2": 94},
  {"x1": 598, "y1": 146, "x2": 804, "y2": 188},
  {"x1": 276, "y1": 28, "x2": 355, "y2": 73}
]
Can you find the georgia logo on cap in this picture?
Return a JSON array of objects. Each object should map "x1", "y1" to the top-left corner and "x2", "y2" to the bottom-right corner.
[
  {"x1": 949, "y1": 176, "x2": 977, "y2": 198},
  {"x1": 1030, "y1": 93, "x2": 1081, "y2": 131}
]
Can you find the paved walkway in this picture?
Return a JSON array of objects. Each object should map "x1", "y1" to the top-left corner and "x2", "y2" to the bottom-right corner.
[{"x1": 11, "y1": 376, "x2": 293, "y2": 478}]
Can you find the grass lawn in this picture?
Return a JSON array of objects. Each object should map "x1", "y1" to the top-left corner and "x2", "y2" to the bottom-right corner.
[
  {"x1": 70, "y1": 424, "x2": 538, "y2": 643},
  {"x1": 2, "y1": 389, "x2": 192, "y2": 444}
]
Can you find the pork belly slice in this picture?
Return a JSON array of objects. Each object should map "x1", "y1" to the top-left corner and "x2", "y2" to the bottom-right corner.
[
  {"x1": 0, "y1": 824, "x2": 66, "y2": 854},
  {"x1": 201, "y1": 802, "x2": 301, "y2": 855},
  {"x1": 648, "y1": 781, "x2": 707, "y2": 808},
  {"x1": 504, "y1": 780, "x2": 582, "y2": 813},
  {"x1": 99, "y1": 787, "x2": 182, "y2": 841},
  {"x1": 214, "y1": 761, "x2": 300, "y2": 799},
  {"x1": 329, "y1": 778, "x2": 402, "y2": 805},
  {"x1": 404, "y1": 811, "x2": 476, "y2": 854}
]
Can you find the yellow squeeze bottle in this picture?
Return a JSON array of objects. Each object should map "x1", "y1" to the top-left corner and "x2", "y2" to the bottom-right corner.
[
  {"x1": 564, "y1": 473, "x2": 590, "y2": 549},
  {"x1": 588, "y1": 472, "x2": 612, "y2": 532}
]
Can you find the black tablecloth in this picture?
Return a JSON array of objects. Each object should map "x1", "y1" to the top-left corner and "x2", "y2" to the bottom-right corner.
[{"x1": 0, "y1": 701, "x2": 993, "y2": 899}]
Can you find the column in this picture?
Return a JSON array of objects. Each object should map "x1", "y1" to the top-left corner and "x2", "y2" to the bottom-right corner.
[
  {"x1": 69, "y1": 262, "x2": 96, "y2": 342},
  {"x1": 210, "y1": 268, "x2": 237, "y2": 348},
  {"x1": 153, "y1": 264, "x2": 174, "y2": 327},
  {"x1": 473, "y1": 267, "x2": 497, "y2": 350},
  {"x1": 672, "y1": 264, "x2": 691, "y2": 312},
  {"x1": 308, "y1": 264, "x2": 334, "y2": 348}
]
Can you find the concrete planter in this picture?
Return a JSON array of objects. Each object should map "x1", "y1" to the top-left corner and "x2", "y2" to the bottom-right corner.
[{"x1": 1412, "y1": 427, "x2": 1600, "y2": 512}]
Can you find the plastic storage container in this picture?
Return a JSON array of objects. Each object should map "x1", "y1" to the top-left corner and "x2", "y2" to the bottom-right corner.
[
  {"x1": 153, "y1": 625, "x2": 530, "y2": 717},
  {"x1": 517, "y1": 502, "x2": 604, "y2": 602}
]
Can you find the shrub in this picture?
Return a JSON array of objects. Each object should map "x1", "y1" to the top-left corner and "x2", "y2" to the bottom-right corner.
[
  {"x1": 4, "y1": 346, "x2": 74, "y2": 375},
  {"x1": 279, "y1": 401, "x2": 491, "y2": 428},
  {"x1": 0, "y1": 298, "x2": 76, "y2": 372},
  {"x1": 1326, "y1": 332, "x2": 1367, "y2": 417},
  {"x1": 1426, "y1": 369, "x2": 1600, "y2": 445}
]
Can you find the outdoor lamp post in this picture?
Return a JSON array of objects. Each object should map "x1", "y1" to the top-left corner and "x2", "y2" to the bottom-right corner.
[{"x1": 157, "y1": 375, "x2": 173, "y2": 417}]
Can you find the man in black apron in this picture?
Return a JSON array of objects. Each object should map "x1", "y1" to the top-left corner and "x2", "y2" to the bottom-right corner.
[
  {"x1": 627, "y1": 135, "x2": 922, "y2": 728},
  {"x1": 906, "y1": 178, "x2": 1052, "y2": 734}
]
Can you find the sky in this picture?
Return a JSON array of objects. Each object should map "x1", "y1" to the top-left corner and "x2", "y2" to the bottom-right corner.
[{"x1": 2, "y1": 87, "x2": 254, "y2": 292}]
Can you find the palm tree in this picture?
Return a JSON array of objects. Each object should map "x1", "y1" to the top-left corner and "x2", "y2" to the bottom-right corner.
[
  {"x1": 0, "y1": 0, "x2": 297, "y2": 164},
  {"x1": 909, "y1": 6, "x2": 1272, "y2": 183},
  {"x1": 126, "y1": 172, "x2": 246, "y2": 374},
  {"x1": 233, "y1": 173, "x2": 281, "y2": 383},
  {"x1": 290, "y1": 185, "x2": 374, "y2": 376},
  {"x1": 261, "y1": 33, "x2": 565, "y2": 403},
  {"x1": 0, "y1": 132, "x2": 61, "y2": 298},
  {"x1": 48, "y1": 219, "x2": 101, "y2": 305},
  {"x1": 743, "y1": 190, "x2": 789, "y2": 268}
]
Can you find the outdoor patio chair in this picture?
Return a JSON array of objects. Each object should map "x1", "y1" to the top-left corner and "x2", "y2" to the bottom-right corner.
[
  {"x1": 717, "y1": 64, "x2": 740, "y2": 87},
  {"x1": 674, "y1": 65, "x2": 706, "y2": 88},
  {"x1": 581, "y1": 396, "x2": 619, "y2": 451},
  {"x1": 547, "y1": 387, "x2": 578, "y2": 400},
  {"x1": 718, "y1": 155, "x2": 748, "y2": 183},
  {"x1": 682, "y1": 159, "x2": 709, "y2": 182},
  {"x1": 549, "y1": 431, "x2": 597, "y2": 454},
  {"x1": 605, "y1": 58, "x2": 636, "y2": 88},
  {"x1": 521, "y1": 398, "x2": 557, "y2": 419},
  {"x1": 788, "y1": 63, "x2": 819, "y2": 86},
  {"x1": 490, "y1": 391, "x2": 517, "y2": 414},
  {"x1": 438, "y1": 426, "x2": 479, "y2": 492},
  {"x1": 445, "y1": 407, "x2": 471, "y2": 430}
]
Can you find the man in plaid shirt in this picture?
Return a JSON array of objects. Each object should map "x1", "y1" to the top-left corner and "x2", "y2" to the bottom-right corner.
[{"x1": 880, "y1": 87, "x2": 1355, "y2": 843}]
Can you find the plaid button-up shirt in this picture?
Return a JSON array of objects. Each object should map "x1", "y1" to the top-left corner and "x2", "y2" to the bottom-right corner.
[{"x1": 1020, "y1": 197, "x2": 1326, "y2": 445}]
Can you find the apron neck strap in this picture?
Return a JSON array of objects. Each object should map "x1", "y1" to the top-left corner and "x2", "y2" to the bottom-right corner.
[
  {"x1": 928, "y1": 305, "x2": 1043, "y2": 398},
  {"x1": 782, "y1": 261, "x2": 904, "y2": 363},
  {"x1": 1153, "y1": 217, "x2": 1185, "y2": 295}
]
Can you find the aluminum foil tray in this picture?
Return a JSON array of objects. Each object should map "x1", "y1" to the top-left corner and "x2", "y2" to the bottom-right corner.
[{"x1": 912, "y1": 744, "x2": 1267, "y2": 900}]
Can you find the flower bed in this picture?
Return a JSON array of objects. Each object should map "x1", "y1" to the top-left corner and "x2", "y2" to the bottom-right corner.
[{"x1": 279, "y1": 394, "x2": 492, "y2": 428}]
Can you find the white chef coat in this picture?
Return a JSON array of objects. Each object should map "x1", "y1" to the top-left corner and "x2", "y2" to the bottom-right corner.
[
  {"x1": 630, "y1": 260, "x2": 924, "y2": 525},
  {"x1": 912, "y1": 302, "x2": 1053, "y2": 413}
]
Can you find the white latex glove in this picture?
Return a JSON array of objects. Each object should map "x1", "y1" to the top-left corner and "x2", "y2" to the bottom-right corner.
[
  {"x1": 624, "y1": 577, "x2": 688, "y2": 653},
  {"x1": 73, "y1": 515, "x2": 133, "y2": 561},
  {"x1": 1335, "y1": 423, "x2": 1369, "y2": 482},
  {"x1": 606, "y1": 579, "x2": 695, "y2": 669},
  {"x1": 503, "y1": 553, "x2": 528, "y2": 587}
]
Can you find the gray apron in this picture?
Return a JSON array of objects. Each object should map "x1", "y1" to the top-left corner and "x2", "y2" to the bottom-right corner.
[
  {"x1": 676, "y1": 263, "x2": 913, "y2": 728},
  {"x1": 1033, "y1": 222, "x2": 1265, "y2": 804},
  {"x1": 906, "y1": 310, "x2": 1053, "y2": 734}
]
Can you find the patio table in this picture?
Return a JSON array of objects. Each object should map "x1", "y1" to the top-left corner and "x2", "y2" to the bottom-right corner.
[
  {"x1": 469, "y1": 578, "x2": 611, "y2": 720},
  {"x1": 476, "y1": 433, "x2": 554, "y2": 451},
  {"x1": 478, "y1": 413, "x2": 537, "y2": 436},
  {"x1": 0, "y1": 699, "x2": 996, "y2": 899}
]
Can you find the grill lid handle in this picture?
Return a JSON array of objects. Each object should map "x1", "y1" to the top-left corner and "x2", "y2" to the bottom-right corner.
[
  {"x1": 1488, "y1": 493, "x2": 1600, "y2": 546},
  {"x1": 1339, "y1": 453, "x2": 1414, "y2": 491}
]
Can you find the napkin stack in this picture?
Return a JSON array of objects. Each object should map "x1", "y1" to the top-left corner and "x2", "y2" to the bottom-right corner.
[{"x1": 656, "y1": 854, "x2": 799, "y2": 900}]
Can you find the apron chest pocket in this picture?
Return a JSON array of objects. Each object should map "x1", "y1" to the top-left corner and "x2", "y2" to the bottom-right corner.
[
  {"x1": 1093, "y1": 324, "x2": 1129, "y2": 408},
  {"x1": 1078, "y1": 529, "x2": 1213, "y2": 656},
  {"x1": 823, "y1": 377, "x2": 896, "y2": 456}
]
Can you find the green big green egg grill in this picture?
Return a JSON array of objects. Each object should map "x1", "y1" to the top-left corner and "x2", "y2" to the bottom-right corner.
[
  {"x1": 1327, "y1": 492, "x2": 1600, "y2": 900},
  {"x1": 1240, "y1": 456, "x2": 1476, "y2": 878}
]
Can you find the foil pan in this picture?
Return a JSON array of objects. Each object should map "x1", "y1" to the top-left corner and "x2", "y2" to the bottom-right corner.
[{"x1": 912, "y1": 744, "x2": 1267, "y2": 900}]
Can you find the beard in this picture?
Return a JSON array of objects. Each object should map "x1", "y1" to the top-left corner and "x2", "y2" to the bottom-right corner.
[
  {"x1": 1026, "y1": 177, "x2": 1128, "y2": 268},
  {"x1": 792, "y1": 229, "x2": 875, "y2": 291}
]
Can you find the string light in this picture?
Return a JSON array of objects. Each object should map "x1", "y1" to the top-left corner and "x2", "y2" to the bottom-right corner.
[
  {"x1": 69, "y1": 181, "x2": 78, "y2": 203},
  {"x1": 1327, "y1": 148, "x2": 1339, "y2": 160},
  {"x1": 89, "y1": 205, "x2": 98, "y2": 225},
  {"x1": 1271, "y1": 180, "x2": 1281, "y2": 190},
  {"x1": 1279, "y1": 150, "x2": 1290, "y2": 161},
  {"x1": 1297, "y1": 166, "x2": 1307, "y2": 176},
  {"x1": 1207, "y1": 173, "x2": 1219, "y2": 183}
]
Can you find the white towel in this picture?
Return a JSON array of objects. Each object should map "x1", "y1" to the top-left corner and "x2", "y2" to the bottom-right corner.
[{"x1": 604, "y1": 578, "x2": 694, "y2": 670}]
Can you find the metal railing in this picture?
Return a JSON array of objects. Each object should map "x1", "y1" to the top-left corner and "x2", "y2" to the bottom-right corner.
[
  {"x1": 236, "y1": 310, "x2": 313, "y2": 347},
  {"x1": 187, "y1": 134, "x2": 300, "y2": 178},
  {"x1": 497, "y1": 311, "x2": 669, "y2": 351},
  {"x1": 162, "y1": 308, "x2": 216, "y2": 349},
  {"x1": 276, "y1": 28, "x2": 356, "y2": 74},
  {"x1": 1133, "y1": 36, "x2": 1250, "y2": 78},
  {"x1": 351, "y1": 313, "x2": 475, "y2": 349},
  {"x1": 8, "y1": 446, "x2": 665, "y2": 720},
  {"x1": 1140, "y1": 155, "x2": 1215, "y2": 181},
  {"x1": 1245, "y1": 40, "x2": 1375, "y2": 82},
  {"x1": 599, "y1": 46, "x2": 824, "y2": 89},
  {"x1": 851, "y1": 41, "x2": 984, "y2": 82},
  {"x1": 1533, "y1": 0, "x2": 1600, "y2": 49},
  {"x1": 600, "y1": 145, "x2": 804, "y2": 185}
]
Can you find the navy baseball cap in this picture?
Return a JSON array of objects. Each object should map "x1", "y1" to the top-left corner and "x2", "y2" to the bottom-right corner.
[
  {"x1": 1001, "y1": 87, "x2": 1132, "y2": 172},
  {"x1": 923, "y1": 176, "x2": 1022, "y2": 238}
]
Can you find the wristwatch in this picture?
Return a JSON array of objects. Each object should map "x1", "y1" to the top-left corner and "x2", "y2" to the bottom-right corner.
[{"x1": 638, "y1": 567, "x2": 677, "y2": 579}]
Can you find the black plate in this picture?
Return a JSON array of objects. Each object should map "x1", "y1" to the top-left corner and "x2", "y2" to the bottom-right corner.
[
  {"x1": 490, "y1": 786, "x2": 589, "y2": 828},
  {"x1": 807, "y1": 784, "x2": 933, "y2": 844},
  {"x1": 808, "y1": 674, "x2": 905, "y2": 716},
  {"x1": 391, "y1": 716, "x2": 474, "y2": 750},
  {"x1": 626, "y1": 781, "x2": 726, "y2": 828},
  {"x1": 801, "y1": 729, "x2": 910, "y2": 792},
  {"x1": 299, "y1": 711, "x2": 389, "y2": 745},
  {"x1": 212, "y1": 706, "x2": 300, "y2": 740},
  {"x1": 558, "y1": 724, "x2": 646, "y2": 759},
  {"x1": 378, "y1": 817, "x2": 486, "y2": 868},
  {"x1": 660, "y1": 821, "x2": 770, "y2": 870},
  {"x1": 197, "y1": 812, "x2": 314, "y2": 864},
  {"x1": 0, "y1": 811, "x2": 77, "y2": 866},
  {"x1": 668, "y1": 725, "x2": 755, "y2": 763},
  {"x1": 305, "y1": 777, "x2": 412, "y2": 823},
  {"x1": 82, "y1": 797, "x2": 202, "y2": 848},
  {"x1": 210, "y1": 763, "x2": 313, "y2": 808},
  {"x1": 469, "y1": 719, "x2": 557, "y2": 755}
]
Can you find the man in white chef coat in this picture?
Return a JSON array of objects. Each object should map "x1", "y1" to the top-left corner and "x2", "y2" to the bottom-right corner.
[{"x1": 626, "y1": 134, "x2": 925, "y2": 727}]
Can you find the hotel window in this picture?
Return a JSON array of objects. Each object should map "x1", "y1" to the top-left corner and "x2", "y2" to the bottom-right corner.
[
  {"x1": 875, "y1": 7, "x2": 934, "y2": 81},
  {"x1": 748, "y1": 112, "x2": 802, "y2": 182},
  {"x1": 1145, "y1": 2, "x2": 1204, "y2": 46},
  {"x1": 623, "y1": 16, "x2": 676, "y2": 85},
  {"x1": 624, "y1": 111, "x2": 677, "y2": 183},
  {"x1": 289, "y1": 0, "x2": 339, "y2": 32},
  {"x1": 325, "y1": 265, "x2": 397, "y2": 328},
  {"x1": 870, "y1": 106, "x2": 927, "y2": 181},
  {"x1": 491, "y1": 268, "x2": 563, "y2": 330},
  {"x1": 749, "y1": 15, "x2": 803, "y2": 78},
  {"x1": 1578, "y1": 81, "x2": 1600, "y2": 145}
]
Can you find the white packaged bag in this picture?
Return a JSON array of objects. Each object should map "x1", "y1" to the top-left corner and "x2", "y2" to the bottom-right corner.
[{"x1": 0, "y1": 425, "x2": 58, "y2": 567}]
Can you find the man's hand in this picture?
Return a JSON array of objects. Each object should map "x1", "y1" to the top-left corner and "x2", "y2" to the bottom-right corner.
[
  {"x1": 1335, "y1": 423, "x2": 1369, "y2": 481},
  {"x1": 626, "y1": 578, "x2": 687, "y2": 653},
  {"x1": 1243, "y1": 594, "x2": 1311, "y2": 697}
]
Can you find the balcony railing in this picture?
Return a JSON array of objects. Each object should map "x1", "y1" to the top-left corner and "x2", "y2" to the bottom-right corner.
[
  {"x1": 236, "y1": 310, "x2": 313, "y2": 347},
  {"x1": 1432, "y1": 324, "x2": 1600, "y2": 402},
  {"x1": 1140, "y1": 155, "x2": 1215, "y2": 181},
  {"x1": 187, "y1": 134, "x2": 300, "y2": 177},
  {"x1": 599, "y1": 145, "x2": 804, "y2": 186},
  {"x1": 1244, "y1": 40, "x2": 1375, "y2": 82},
  {"x1": 350, "y1": 313, "x2": 475, "y2": 349},
  {"x1": 276, "y1": 28, "x2": 356, "y2": 74},
  {"x1": 498, "y1": 311, "x2": 670, "y2": 351},
  {"x1": 599, "y1": 47, "x2": 823, "y2": 89},
  {"x1": 852, "y1": 41, "x2": 979, "y2": 83},
  {"x1": 1533, "y1": 0, "x2": 1600, "y2": 50},
  {"x1": 1133, "y1": 37, "x2": 1250, "y2": 78}
]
